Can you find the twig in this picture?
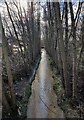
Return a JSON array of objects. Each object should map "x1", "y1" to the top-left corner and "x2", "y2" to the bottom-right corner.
[{"x1": 39, "y1": 95, "x2": 57, "y2": 115}]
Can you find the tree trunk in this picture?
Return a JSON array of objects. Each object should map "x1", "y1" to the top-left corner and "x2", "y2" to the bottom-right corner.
[{"x1": 69, "y1": 1, "x2": 77, "y2": 99}]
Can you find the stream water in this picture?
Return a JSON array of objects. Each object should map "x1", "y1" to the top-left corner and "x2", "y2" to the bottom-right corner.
[{"x1": 27, "y1": 49, "x2": 64, "y2": 118}]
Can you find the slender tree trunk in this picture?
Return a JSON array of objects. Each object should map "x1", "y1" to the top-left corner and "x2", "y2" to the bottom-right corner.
[
  {"x1": 31, "y1": 2, "x2": 35, "y2": 61},
  {"x1": 69, "y1": 1, "x2": 77, "y2": 99},
  {"x1": 77, "y1": 16, "x2": 84, "y2": 68},
  {"x1": 64, "y1": 2, "x2": 72, "y2": 97}
]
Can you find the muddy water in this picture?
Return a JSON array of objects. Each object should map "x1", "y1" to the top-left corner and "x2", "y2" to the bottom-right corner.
[{"x1": 27, "y1": 49, "x2": 64, "y2": 118}]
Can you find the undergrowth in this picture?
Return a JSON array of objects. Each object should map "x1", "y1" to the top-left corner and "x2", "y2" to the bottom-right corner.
[
  {"x1": 17, "y1": 84, "x2": 31, "y2": 119},
  {"x1": 48, "y1": 56, "x2": 80, "y2": 119}
]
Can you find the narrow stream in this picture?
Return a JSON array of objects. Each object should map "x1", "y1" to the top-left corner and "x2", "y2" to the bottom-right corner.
[{"x1": 27, "y1": 49, "x2": 64, "y2": 118}]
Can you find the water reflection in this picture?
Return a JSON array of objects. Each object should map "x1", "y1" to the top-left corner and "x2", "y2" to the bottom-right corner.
[{"x1": 27, "y1": 49, "x2": 64, "y2": 118}]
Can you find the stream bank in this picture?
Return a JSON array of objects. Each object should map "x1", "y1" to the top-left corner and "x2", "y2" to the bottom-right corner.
[
  {"x1": 49, "y1": 56, "x2": 81, "y2": 119},
  {"x1": 15, "y1": 55, "x2": 41, "y2": 119},
  {"x1": 2, "y1": 54, "x2": 41, "y2": 120}
]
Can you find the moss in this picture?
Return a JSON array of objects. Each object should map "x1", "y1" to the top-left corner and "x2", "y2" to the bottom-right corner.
[
  {"x1": 17, "y1": 84, "x2": 31, "y2": 119},
  {"x1": 25, "y1": 84, "x2": 32, "y2": 99},
  {"x1": 2, "y1": 84, "x2": 31, "y2": 119}
]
